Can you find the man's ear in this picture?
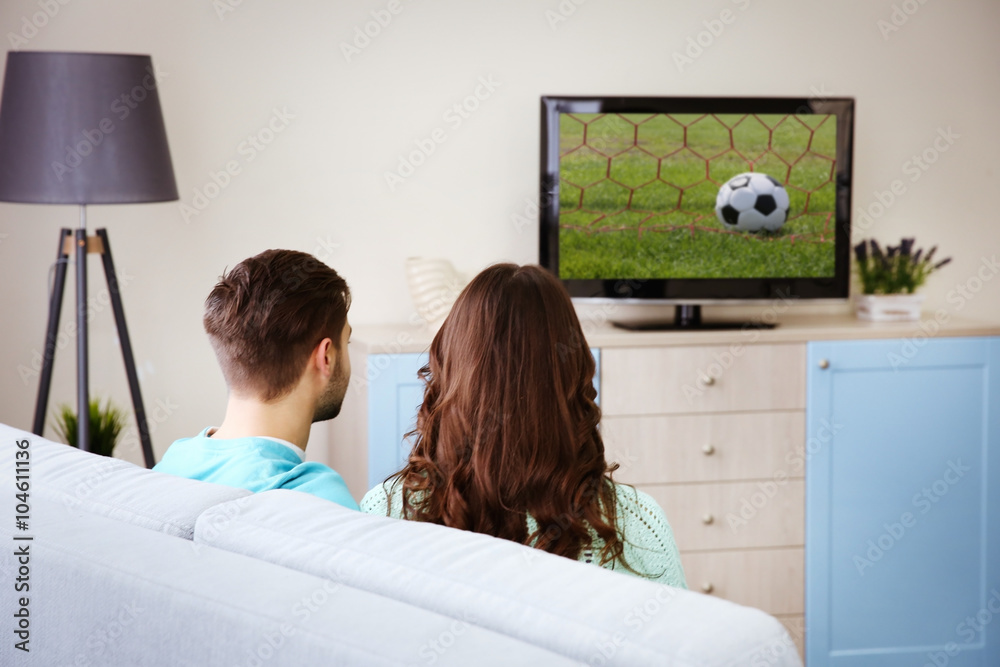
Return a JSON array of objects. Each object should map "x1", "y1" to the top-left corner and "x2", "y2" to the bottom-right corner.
[{"x1": 313, "y1": 337, "x2": 335, "y2": 379}]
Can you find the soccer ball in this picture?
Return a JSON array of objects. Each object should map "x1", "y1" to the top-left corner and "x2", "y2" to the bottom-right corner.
[{"x1": 715, "y1": 172, "x2": 790, "y2": 232}]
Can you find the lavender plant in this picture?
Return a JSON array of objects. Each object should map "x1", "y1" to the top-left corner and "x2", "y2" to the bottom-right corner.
[{"x1": 854, "y1": 238, "x2": 951, "y2": 295}]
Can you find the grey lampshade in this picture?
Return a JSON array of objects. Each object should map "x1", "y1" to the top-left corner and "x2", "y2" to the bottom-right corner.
[{"x1": 0, "y1": 51, "x2": 178, "y2": 205}]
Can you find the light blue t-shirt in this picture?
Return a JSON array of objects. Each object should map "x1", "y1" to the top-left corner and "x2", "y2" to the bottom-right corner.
[{"x1": 154, "y1": 427, "x2": 358, "y2": 510}]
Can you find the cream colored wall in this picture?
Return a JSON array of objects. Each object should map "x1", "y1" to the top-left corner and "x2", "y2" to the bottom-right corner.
[{"x1": 1, "y1": 0, "x2": 997, "y2": 465}]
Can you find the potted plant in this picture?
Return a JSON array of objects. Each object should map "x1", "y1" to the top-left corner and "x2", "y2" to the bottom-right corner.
[
  {"x1": 853, "y1": 237, "x2": 951, "y2": 321},
  {"x1": 51, "y1": 397, "x2": 127, "y2": 457}
]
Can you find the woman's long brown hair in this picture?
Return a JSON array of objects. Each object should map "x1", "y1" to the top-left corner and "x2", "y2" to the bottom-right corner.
[{"x1": 389, "y1": 263, "x2": 627, "y2": 569}]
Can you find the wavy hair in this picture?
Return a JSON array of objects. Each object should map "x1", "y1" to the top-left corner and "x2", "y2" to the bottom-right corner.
[{"x1": 389, "y1": 264, "x2": 629, "y2": 569}]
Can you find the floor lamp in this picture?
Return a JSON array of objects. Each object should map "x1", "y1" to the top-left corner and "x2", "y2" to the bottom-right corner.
[{"x1": 0, "y1": 52, "x2": 178, "y2": 467}]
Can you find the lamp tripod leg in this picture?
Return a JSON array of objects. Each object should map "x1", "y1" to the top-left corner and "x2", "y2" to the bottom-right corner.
[
  {"x1": 96, "y1": 229, "x2": 155, "y2": 468},
  {"x1": 75, "y1": 223, "x2": 90, "y2": 452},
  {"x1": 32, "y1": 228, "x2": 73, "y2": 436}
]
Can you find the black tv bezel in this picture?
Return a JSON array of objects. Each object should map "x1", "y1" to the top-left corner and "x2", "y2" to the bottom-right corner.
[{"x1": 539, "y1": 95, "x2": 855, "y2": 303}]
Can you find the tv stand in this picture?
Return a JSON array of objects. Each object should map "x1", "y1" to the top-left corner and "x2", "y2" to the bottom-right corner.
[{"x1": 611, "y1": 304, "x2": 778, "y2": 331}]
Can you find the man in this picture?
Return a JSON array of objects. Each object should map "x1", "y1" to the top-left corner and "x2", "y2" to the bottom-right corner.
[{"x1": 154, "y1": 249, "x2": 357, "y2": 509}]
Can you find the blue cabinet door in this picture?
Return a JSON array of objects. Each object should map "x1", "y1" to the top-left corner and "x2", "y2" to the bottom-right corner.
[
  {"x1": 806, "y1": 337, "x2": 1000, "y2": 667},
  {"x1": 367, "y1": 353, "x2": 428, "y2": 490},
  {"x1": 367, "y1": 350, "x2": 601, "y2": 490}
]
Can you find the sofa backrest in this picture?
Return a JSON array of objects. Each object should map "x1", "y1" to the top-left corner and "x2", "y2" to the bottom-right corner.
[
  {"x1": 0, "y1": 423, "x2": 251, "y2": 539},
  {"x1": 196, "y1": 490, "x2": 802, "y2": 667},
  {"x1": 0, "y1": 493, "x2": 581, "y2": 666}
]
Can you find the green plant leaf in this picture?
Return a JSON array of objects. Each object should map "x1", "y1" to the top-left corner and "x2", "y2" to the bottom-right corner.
[{"x1": 51, "y1": 398, "x2": 127, "y2": 457}]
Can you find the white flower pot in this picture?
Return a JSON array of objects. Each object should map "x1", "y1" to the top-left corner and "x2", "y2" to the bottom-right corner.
[{"x1": 854, "y1": 293, "x2": 925, "y2": 322}]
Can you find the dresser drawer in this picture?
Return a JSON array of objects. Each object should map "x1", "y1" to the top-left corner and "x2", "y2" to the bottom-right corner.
[
  {"x1": 681, "y1": 547, "x2": 804, "y2": 615},
  {"x1": 639, "y1": 480, "x2": 804, "y2": 551},
  {"x1": 600, "y1": 344, "x2": 806, "y2": 416},
  {"x1": 604, "y1": 411, "x2": 805, "y2": 484}
]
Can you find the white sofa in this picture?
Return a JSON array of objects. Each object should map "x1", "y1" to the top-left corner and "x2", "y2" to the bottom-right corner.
[{"x1": 0, "y1": 423, "x2": 803, "y2": 666}]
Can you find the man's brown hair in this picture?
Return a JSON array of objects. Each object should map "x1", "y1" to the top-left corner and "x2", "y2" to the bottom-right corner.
[{"x1": 203, "y1": 249, "x2": 351, "y2": 401}]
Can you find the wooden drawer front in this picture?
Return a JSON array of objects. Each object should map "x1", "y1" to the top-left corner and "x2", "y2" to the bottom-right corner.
[
  {"x1": 603, "y1": 411, "x2": 805, "y2": 484},
  {"x1": 681, "y1": 547, "x2": 804, "y2": 615},
  {"x1": 600, "y1": 344, "x2": 806, "y2": 416},
  {"x1": 640, "y1": 481, "x2": 804, "y2": 551}
]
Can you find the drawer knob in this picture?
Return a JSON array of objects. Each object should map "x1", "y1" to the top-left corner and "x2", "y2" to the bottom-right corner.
[
  {"x1": 818, "y1": 358, "x2": 830, "y2": 370},
  {"x1": 701, "y1": 582, "x2": 715, "y2": 594},
  {"x1": 702, "y1": 513, "x2": 714, "y2": 525},
  {"x1": 702, "y1": 444, "x2": 715, "y2": 456},
  {"x1": 701, "y1": 375, "x2": 716, "y2": 386}
]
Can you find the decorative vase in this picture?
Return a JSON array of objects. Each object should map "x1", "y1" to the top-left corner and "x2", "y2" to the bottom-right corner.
[
  {"x1": 854, "y1": 293, "x2": 925, "y2": 322},
  {"x1": 405, "y1": 257, "x2": 466, "y2": 330}
]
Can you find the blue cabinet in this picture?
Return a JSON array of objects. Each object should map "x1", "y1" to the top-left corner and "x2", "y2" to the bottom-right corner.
[
  {"x1": 805, "y1": 337, "x2": 1000, "y2": 666},
  {"x1": 365, "y1": 350, "x2": 601, "y2": 490},
  {"x1": 366, "y1": 353, "x2": 428, "y2": 490}
]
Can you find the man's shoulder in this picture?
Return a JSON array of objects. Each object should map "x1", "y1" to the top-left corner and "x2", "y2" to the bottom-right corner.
[
  {"x1": 167, "y1": 427, "x2": 213, "y2": 447},
  {"x1": 167, "y1": 432, "x2": 297, "y2": 454},
  {"x1": 155, "y1": 431, "x2": 300, "y2": 473},
  {"x1": 155, "y1": 430, "x2": 358, "y2": 510},
  {"x1": 153, "y1": 429, "x2": 212, "y2": 470},
  {"x1": 282, "y1": 461, "x2": 358, "y2": 509}
]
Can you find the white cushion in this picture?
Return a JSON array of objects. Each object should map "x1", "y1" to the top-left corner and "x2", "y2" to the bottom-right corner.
[
  {"x1": 0, "y1": 423, "x2": 251, "y2": 539},
  {"x1": 196, "y1": 490, "x2": 803, "y2": 667},
  {"x1": 0, "y1": 493, "x2": 580, "y2": 666}
]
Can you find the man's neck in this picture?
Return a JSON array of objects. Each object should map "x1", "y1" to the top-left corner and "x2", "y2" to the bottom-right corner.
[{"x1": 210, "y1": 394, "x2": 312, "y2": 450}]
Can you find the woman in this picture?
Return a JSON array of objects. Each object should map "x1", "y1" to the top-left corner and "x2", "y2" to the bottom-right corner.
[{"x1": 361, "y1": 264, "x2": 686, "y2": 587}]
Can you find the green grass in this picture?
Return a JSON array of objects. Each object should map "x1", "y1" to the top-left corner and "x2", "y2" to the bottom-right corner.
[
  {"x1": 558, "y1": 112, "x2": 837, "y2": 279},
  {"x1": 561, "y1": 228, "x2": 834, "y2": 279}
]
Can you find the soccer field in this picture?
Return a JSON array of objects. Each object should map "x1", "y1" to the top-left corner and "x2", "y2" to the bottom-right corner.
[{"x1": 557, "y1": 113, "x2": 838, "y2": 279}]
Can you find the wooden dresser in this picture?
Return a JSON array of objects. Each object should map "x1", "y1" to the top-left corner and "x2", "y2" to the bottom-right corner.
[{"x1": 599, "y1": 342, "x2": 808, "y2": 654}]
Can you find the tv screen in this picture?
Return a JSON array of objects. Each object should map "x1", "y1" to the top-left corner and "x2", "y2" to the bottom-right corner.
[{"x1": 540, "y1": 96, "x2": 855, "y2": 307}]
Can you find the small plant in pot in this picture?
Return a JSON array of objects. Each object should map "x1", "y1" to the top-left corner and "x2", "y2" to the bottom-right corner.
[
  {"x1": 51, "y1": 397, "x2": 127, "y2": 457},
  {"x1": 853, "y1": 238, "x2": 951, "y2": 321}
]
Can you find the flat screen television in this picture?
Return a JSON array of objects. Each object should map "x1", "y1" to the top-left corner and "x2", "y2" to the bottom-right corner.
[{"x1": 539, "y1": 95, "x2": 855, "y2": 329}]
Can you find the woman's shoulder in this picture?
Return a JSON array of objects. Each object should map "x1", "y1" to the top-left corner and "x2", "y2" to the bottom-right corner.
[
  {"x1": 611, "y1": 482, "x2": 668, "y2": 525},
  {"x1": 359, "y1": 480, "x2": 404, "y2": 517},
  {"x1": 609, "y1": 481, "x2": 688, "y2": 588}
]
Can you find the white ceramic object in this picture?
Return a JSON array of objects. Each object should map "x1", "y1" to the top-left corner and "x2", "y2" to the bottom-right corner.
[
  {"x1": 405, "y1": 257, "x2": 466, "y2": 330},
  {"x1": 854, "y1": 293, "x2": 925, "y2": 322}
]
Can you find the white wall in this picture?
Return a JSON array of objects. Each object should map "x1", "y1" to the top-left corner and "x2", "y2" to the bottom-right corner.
[{"x1": 1, "y1": 0, "x2": 998, "y2": 464}]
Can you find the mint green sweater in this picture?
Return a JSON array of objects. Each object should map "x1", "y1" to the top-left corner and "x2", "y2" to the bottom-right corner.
[{"x1": 360, "y1": 481, "x2": 687, "y2": 589}]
